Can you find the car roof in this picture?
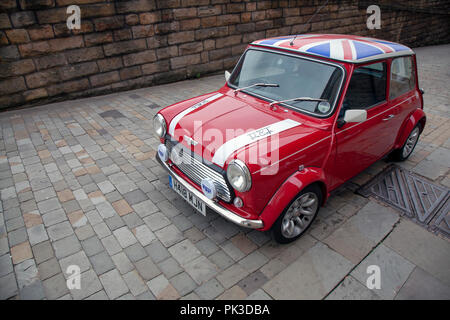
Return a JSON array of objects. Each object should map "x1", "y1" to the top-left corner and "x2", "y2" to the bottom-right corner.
[{"x1": 251, "y1": 34, "x2": 414, "y2": 63}]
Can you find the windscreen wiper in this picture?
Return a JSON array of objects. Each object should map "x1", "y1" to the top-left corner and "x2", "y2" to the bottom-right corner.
[
  {"x1": 269, "y1": 97, "x2": 328, "y2": 108},
  {"x1": 233, "y1": 83, "x2": 279, "y2": 95}
]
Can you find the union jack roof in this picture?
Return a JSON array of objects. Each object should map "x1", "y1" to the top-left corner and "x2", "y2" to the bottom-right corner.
[{"x1": 251, "y1": 34, "x2": 414, "y2": 63}]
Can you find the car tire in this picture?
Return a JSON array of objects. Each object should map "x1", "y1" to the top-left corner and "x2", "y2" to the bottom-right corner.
[
  {"x1": 390, "y1": 124, "x2": 421, "y2": 162},
  {"x1": 272, "y1": 184, "x2": 322, "y2": 244}
]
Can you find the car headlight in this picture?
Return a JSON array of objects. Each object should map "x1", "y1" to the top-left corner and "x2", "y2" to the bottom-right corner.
[
  {"x1": 227, "y1": 159, "x2": 251, "y2": 192},
  {"x1": 153, "y1": 114, "x2": 166, "y2": 138}
]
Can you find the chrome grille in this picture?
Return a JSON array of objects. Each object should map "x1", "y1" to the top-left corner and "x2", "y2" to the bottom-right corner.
[{"x1": 166, "y1": 140, "x2": 232, "y2": 202}]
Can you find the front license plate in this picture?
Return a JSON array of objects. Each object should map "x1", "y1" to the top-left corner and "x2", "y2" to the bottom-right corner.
[{"x1": 169, "y1": 175, "x2": 206, "y2": 216}]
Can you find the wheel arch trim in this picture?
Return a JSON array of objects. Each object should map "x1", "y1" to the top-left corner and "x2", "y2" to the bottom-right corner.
[
  {"x1": 395, "y1": 108, "x2": 426, "y2": 149},
  {"x1": 258, "y1": 167, "x2": 327, "y2": 231}
]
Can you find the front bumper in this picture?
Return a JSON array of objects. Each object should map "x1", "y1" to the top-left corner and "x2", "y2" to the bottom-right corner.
[{"x1": 156, "y1": 156, "x2": 264, "y2": 229}]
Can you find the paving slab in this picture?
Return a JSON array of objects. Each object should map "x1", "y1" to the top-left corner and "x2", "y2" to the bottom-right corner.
[
  {"x1": 170, "y1": 272, "x2": 197, "y2": 296},
  {"x1": 194, "y1": 278, "x2": 225, "y2": 300},
  {"x1": 113, "y1": 226, "x2": 138, "y2": 249},
  {"x1": 32, "y1": 240, "x2": 54, "y2": 264},
  {"x1": 90, "y1": 251, "x2": 115, "y2": 275},
  {"x1": 20, "y1": 280, "x2": 46, "y2": 300},
  {"x1": 238, "y1": 270, "x2": 269, "y2": 295},
  {"x1": 42, "y1": 273, "x2": 69, "y2": 299},
  {"x1": 52, "y1": 234, "x2": 82, "y2": 259},
  {"x1": 71, "y1": 269, "x2": 103, "y2": 300},
  {"x1": 323, "y1": 201, "x2": 399, "y2": 264},
  {"x1": 168, "y1": 239, "x2": 201, "y2": 266},
  {"x1": 326, "y1": 276, "x2": 380, "y2": 300},
  {"x1": 263, "y1": 242, "x2": 353, "y2": 300},
  {"x1": 38, "y1": 257, "x2": 61, "y2": 281},
  {"x1": 0, "y1": 273, "x2": 18, "y2": 299},
  {"x1": 395, "y1": 267, "x2": 450, "y2": 300},
  {"x1": 59, "y1": 251, "x2": 91, "y2": 277},
  {"x1": 184, "y1": 256, "x2": 219, "y2": 285},
  {"x1": 246, "y1": 288, "x2": 272, "y2": 300},
  {"x1": 384, "y1": 219, "x2": 450, "y2": 285},
  {"x1": 155, "y1": 224, "x2": 184, "y2": 248},
  {"x1": 135, "y1": 256, "x2": 161, "y2": 281},
  {"x1": 351, "y1": 244, "x2": 415, "y2": 299},
  {"x1": 99, "y1": 269, "x2": 129, "y2": 300},
  {"x1": 123, "y1": 270, "x2": 148, "y2": 296},
  {"x1": 111, "y1": 252, "x2": 134, "y2": 275},
  {"x1": 0, "y1": 254, "x2": 13, "y2": 277},
  {"x1": 217, "y1": 285, "x2": 248, "y2": 300}
]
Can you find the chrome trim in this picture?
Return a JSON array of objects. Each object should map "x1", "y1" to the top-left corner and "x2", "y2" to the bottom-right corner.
[
  {"x1": 227, "y1": 47, "x2": 346, "y2": 119},
  {"x1": 157, "y1": 156, "x2": 264, "y2": 229},
  {"x1": 166, "y1": 140, "x2": 232, "y2": 202},
  {"x1": 153, "y1": 114, "x2": 166, "y2": 138},
  {"x1": 227, "y1": 159, "x2": 252, "y2": 192}
]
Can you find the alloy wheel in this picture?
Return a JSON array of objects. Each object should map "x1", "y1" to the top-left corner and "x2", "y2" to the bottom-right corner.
[
  {"x1": 402, "y1": 126, "x2": 420, "y2": 158},
  {"x1": 281, "y1": 192, "x2": 318, "y2": 238}
]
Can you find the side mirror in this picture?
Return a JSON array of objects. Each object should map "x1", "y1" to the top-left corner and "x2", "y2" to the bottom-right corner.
[
  {"x1": 419, "y1": 88, "x2": 425, "y2": 95},
  {"x1": 343, "y1": 109, "x2": 367, "y2": 123},
  {"x1": 225, "y1": 71, "x2": 231, "y2": 82}
]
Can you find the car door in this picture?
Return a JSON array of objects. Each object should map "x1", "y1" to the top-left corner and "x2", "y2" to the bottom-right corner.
[{"x1": 333, "y1": 61, "x2": 391, "y2": 186}]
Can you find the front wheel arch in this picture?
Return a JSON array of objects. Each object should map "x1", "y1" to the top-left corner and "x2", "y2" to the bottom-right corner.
[
  {"x1": 311, "y1": 180, "x2": 327, "y2": 206},
  {"x1": 258, "y1": 168, "x2": 327, "y2": 231},
  {"x1": 418, "y1": 116, "x2": 426, "y2": 134},
  {"x1": 271, "y1": 183, "x2": 323, "y2": 243}
]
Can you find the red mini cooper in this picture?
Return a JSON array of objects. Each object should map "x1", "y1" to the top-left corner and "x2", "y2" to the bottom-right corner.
[{"x1": 154, "y1": 34, "x2": 426, "y2": 243}]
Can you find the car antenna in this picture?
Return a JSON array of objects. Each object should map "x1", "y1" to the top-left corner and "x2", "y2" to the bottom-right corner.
[{"x1": 290, "y1": 0, "x2": 330, "y2": 46}]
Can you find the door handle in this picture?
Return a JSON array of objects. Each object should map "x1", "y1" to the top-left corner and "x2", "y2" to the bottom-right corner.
[{"x1": 382, "y1": 114, "x2": 395, "y2": 121}]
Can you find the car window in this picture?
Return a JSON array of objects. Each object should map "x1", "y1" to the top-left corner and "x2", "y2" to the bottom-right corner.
[
  {"x1": 229, "y1": 49, "x2": 343, "y2": 117},
  {"x1": 390, "y1": 56, "x2": 415, "y2": 99},
  {"x1": 340, "y1": 62, "x2": 387, "y2": 116}
]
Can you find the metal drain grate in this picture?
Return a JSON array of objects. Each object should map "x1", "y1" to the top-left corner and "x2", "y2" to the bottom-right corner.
[
  {"x1": 403, "y1": 171, "x2": 449, "y2": 224},
  {"x1": 358, "y1": 164, "x2": 449, "y2": 238},
  {"x1": 430, "y1": 199, "x2": 450, "y2": 237},
  {"x1": 99, "y1": 110, "x2": 125, "y2": 119}
]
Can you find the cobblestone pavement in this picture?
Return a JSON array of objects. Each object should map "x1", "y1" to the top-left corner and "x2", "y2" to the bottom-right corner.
[{"x1": 1, "y1": 44, "x2": 449, "y2": 300}]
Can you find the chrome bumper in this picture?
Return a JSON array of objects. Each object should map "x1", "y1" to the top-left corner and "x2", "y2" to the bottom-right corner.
[{"x1": 156, "y1": 157, "x2": 264, "y2": 229}]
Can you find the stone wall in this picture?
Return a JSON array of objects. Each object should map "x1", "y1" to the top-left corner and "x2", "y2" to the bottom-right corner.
[{"x1": 0, "y1": 0, "x2": 449, "y2": 109}]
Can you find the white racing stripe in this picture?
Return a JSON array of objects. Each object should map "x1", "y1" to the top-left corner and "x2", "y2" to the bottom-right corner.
[
  {"x1": 168, "y1": 93, "x2": 223, "y2": 136},
  {"x1": 212, "y1": 119, "x2": 301, "y2": 167}
]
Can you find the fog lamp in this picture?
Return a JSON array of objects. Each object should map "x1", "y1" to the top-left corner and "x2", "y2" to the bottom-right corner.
[
  {"x1": 233, "y1": 197, "x2": 243, "y2": 208},
  {"x1": 158, "y1": 144, "x2": 169, "y2": 162}
]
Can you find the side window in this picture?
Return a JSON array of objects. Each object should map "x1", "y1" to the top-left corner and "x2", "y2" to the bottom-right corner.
[
  {"x1": 340, "y1": 62, "x2": 387, "y2": 116},
  {"x1": 390, "y1": 56, "x2": 415, "y2": 99}
]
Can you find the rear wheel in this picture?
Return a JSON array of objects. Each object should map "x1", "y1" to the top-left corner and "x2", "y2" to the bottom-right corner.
[
  {"x1": 390, "y1": 124, "x2": 421, "y2": 161},
  {"x1": 272, "y1": 184, "x2": 322, "y2": 244}
]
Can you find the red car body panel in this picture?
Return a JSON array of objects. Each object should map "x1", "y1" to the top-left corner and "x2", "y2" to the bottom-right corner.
[
  {"x1": 258, "y1": 167, "x2": 327, "y2": 231},
  {"x1": 156, "y1": 34, "x2": 426, "y2": 231}
]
